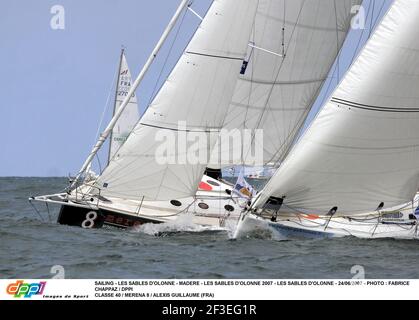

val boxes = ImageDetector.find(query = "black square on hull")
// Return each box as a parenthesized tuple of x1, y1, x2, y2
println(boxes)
(58, 205, 105, 229)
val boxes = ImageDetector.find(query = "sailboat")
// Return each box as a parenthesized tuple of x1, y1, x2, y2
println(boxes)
(31, 46, 245, 229)
(30, 0, 360, 230)
(107, 48, 140, 166)
(236, 0, 419, 240)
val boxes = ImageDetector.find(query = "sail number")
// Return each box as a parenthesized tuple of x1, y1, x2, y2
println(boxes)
(117, 91, 135, 98)
(82, 211, 98, 229)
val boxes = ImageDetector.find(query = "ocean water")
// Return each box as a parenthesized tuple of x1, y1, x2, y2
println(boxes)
(1, 177, 419, 279)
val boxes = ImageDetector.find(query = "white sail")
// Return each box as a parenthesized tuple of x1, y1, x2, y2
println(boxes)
(96, 0, 259, 201)
(109, 50, 139, 163)
(254, 0, 419, 215)
(209, 0, 362, 168)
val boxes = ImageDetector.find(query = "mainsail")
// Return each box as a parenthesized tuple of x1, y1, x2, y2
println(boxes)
(96, 0, 259, 201)
(254, 0, 419, 215)
(108, 50, 139, 164)
(209, 0, 362, 168)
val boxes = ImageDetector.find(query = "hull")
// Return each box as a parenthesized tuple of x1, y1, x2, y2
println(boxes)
(56, 201, 238, 230)
(34, 175, 245, 230)
(241, 213, 419, 240)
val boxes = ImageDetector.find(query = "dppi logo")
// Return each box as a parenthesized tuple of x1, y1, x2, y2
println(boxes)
(6, 280, 46, 298)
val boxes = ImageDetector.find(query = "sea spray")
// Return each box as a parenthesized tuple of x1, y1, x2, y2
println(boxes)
(226, 214, 287, 241)
(131, 213, 224, 236)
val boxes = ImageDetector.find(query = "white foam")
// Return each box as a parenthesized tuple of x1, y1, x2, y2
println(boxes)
(227, 215, 287, 241)
(132, 213, 225, 236)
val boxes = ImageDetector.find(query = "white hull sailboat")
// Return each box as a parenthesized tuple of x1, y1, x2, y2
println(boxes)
(30, 0, 261, 230)
(239, 199, 419, 240)
(32, 173, 243, 229)
(30, 46, 247, 229)
(235, 0, 419, 241)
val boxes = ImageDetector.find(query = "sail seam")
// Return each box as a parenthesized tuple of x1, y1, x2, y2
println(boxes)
(240, 77, 326, 86)
(140, 123, 221, 133)
(185, 51, 244, 60)
(229, 101, 306, 112)
(332, 97, 419, 112)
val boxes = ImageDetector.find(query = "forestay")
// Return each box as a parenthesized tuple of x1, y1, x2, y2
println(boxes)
(97, 0, 259, 201)
(254, 0, 419, 215)
(209, 0, 361, 168)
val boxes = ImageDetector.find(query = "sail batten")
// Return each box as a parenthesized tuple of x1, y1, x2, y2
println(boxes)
(254, 0, 419, 215)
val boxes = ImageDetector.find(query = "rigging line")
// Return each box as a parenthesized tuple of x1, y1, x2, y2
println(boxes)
(157, 15, 223, 194)
(371, 0, 387, 35)
(218, 0, 259, 131)
(95, 153, 103, 175)
(334, 0, 340, 86)
(104, 2, 213, 191)
(247, 44, 284, 58)
(248, 3, 371, 207)
(140, 123, 221, 133)
(268, 0, 374, 165)
(103, 152, 169, 187)
(282, 0, 286, 57)
(189, 163, 202, 195)
(185, 51, 244, 61)
(369, 0, 375, 38)
(154, 142, 190, 200)
(29, 200, 45, 222)
(107, 49, 125, 166)
(241, 0, 259, 135)
(145, 0, 215, 112)
(88, 51, 124, 178)
(93, 58, 120, 149)
(271, 1, 324, 164)
(103, 7, 189, 174)
(85, 56, 120, 177)
(331, 97, 419, 112)
(316, 0, 373, 110)
(187, 6, 203, 21)
(45, 202, 52, 223)
(257, 0, 286, 147)
(146, 8, 188, 109)
(101, 153, 159, 186)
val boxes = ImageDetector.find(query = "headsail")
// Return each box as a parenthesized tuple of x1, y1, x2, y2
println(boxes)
(209, 0, 362, 168)
(254, 0, 419, 215)
(108, 49, 140, 163)
(96, 0, 259, 201)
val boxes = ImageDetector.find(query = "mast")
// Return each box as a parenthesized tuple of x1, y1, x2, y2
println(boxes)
(107, 47, 125, 165)
(72, 0, 190, 187)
